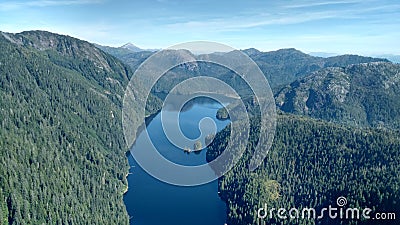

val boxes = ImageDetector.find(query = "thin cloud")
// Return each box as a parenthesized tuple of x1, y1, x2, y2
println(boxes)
(163, 0, 399, 32)
(0, 0, 104, 11)
(284, 0, 363, 9)
(164, 10, 355, 32)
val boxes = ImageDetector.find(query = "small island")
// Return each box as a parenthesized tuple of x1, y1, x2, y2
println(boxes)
(183, 141, 203, 154)
(193, 140, 202, 151)
(184, 147, 192, 153)
(216, 107, 229, 120)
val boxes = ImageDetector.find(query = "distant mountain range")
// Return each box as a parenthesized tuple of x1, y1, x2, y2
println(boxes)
(373, 54, 400, 63)
(308, 52, 339, 57)
(309, 51, 400, 63)
(100, 45, 390, 93)
(241, 48, 389, 90)
(95, 42, 158, 57)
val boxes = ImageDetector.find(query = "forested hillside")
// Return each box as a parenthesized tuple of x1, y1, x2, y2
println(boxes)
(207, 60, 400, 224)
(276, 62, 400, 129)
(0, 31, 160, 224)
(207, 115, 400, 225)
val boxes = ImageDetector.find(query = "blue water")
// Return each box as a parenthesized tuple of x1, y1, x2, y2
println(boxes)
(124, 99, 230, 225)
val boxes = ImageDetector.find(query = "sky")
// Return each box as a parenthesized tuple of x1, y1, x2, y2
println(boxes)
(0, 0, 399, 55)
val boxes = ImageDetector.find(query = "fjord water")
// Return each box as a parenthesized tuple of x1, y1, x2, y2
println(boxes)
(124, 98, 230, 225)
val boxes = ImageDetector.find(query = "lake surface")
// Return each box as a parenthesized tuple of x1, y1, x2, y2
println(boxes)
(124, 98, 230, 225)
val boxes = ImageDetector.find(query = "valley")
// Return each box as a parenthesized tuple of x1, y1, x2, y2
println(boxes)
(1, 30, 399, 225)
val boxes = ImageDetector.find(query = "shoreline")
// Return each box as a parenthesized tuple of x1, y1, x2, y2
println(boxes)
(122, 100, 229, 224)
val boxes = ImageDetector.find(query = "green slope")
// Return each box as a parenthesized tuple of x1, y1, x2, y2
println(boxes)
(0, 30, 158, 224)
(207, 115, 400, 225)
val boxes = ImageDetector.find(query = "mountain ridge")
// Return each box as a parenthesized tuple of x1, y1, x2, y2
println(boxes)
(276, 61, 400, 129)
(0, 30, 141, 224)
(100, 45, 389, 93)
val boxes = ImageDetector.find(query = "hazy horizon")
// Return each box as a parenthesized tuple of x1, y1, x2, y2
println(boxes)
(1, 0, 399, 55)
